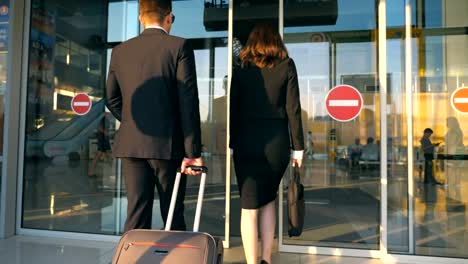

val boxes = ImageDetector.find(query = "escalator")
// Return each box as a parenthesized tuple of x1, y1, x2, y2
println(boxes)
(26, 99, 105, 158)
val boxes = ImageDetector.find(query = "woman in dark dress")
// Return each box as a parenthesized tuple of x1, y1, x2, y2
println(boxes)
(230, 23, 304, 264)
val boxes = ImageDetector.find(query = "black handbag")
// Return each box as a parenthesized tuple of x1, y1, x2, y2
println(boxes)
(287, 167, 305, 237)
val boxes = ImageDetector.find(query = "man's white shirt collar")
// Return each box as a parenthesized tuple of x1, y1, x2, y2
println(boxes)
(145, 25, 167, 34)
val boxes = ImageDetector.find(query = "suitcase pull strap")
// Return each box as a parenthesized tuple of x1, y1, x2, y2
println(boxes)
(165, 166, 208, 232)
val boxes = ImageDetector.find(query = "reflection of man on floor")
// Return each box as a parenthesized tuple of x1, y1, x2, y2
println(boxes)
(212, 76, 228, 156)
(420, 128, 441, 185)
(207, 76, 228, 181)
(88, 116, 112, 177)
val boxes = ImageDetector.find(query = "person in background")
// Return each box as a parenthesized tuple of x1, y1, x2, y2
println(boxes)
(361, 137, 379, 161)
(420, 128, 441, 185)
(360, 137, 379, 170)
(230, 23, 304, 264)
(347, 138, 362, 168)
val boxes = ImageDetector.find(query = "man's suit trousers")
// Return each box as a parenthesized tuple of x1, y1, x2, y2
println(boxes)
(122, 158, 186, 232)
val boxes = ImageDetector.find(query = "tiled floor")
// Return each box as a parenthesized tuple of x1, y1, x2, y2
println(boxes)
(0, 235, 383, 264)
(224, 238, 382, 264)
(0, 236, 115, 264)
(15, 154, 468, 262)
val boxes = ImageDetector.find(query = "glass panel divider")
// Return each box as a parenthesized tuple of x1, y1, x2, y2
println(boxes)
(378, 0, 388, 257)
(224, 0, 234, 249)
(278, 0, 284, 251)
(405, 0, 415, 255)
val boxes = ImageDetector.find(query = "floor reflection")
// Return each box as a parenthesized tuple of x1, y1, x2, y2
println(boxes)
(284, 157, 380, 250)
(413, 161, 468, 257)
(21, 153, 468, 257)
(23, 155, 118, 234)
(22, 154, 230, 236)
(284, 157, 468, 258)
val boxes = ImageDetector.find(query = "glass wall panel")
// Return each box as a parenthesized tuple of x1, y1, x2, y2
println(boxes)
(388, 0, 468, 258)
(385, 36, 412, 253)
(21, 0, 229, 237)
(386, 0, 411, 253)
(22, 0, 125, 234)
(107, 1, 139, 43)
(410, 0, 468, 258)
(282, 0, 381, 250)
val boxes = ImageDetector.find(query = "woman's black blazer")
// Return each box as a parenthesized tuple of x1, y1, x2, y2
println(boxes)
(230, 58, 304, 151)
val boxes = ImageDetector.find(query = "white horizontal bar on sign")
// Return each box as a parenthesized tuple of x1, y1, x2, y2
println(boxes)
(328, 100, 359, 107)
(73, 102, 90, 106)
(454, 98, 468, 103)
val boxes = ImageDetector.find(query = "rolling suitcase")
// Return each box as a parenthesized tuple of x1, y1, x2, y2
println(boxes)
(112, 166, 223, 264)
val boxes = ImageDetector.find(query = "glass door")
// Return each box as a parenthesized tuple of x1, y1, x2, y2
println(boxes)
(171, 0, 229, 238)
(21, 0, 123, 234)
(20, 0, 230, 241)
(387, 0, 468, 260)
(411, 3, 468, 257)
(280, 0, 381, 252)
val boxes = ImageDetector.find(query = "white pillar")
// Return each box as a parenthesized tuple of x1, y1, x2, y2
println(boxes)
(0, 0, 27, 238)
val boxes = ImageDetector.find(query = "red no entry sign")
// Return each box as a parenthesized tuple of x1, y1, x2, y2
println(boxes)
(451, 87, 468, 114)
(71, 93, 92, 115)
(325, 85, 363, 122)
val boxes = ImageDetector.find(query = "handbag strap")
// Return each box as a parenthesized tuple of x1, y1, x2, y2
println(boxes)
(292, 166, 302, 183)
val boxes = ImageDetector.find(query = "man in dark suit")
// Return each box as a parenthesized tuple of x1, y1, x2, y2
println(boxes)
(106, 0, 203, 232)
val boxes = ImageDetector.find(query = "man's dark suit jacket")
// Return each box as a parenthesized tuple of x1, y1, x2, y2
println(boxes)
(106, 28, 202, 160)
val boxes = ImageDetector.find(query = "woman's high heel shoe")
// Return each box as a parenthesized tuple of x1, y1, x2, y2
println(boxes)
(260, 260, 269, 264)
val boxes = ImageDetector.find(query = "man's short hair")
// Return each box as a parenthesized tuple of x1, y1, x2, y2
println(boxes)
(424, 128, 433, 134)
(139, 0, 172, 24)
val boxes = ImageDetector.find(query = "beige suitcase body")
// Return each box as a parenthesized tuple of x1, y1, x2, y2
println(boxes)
(112, 166, 223, 264)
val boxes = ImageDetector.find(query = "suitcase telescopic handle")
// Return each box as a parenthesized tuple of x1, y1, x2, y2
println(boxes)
(184, 166, 208, 173)
(165, 166, 208, 232)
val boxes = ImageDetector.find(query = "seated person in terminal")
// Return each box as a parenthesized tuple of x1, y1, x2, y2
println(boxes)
(348, 138, 362, 167)
(360, 137, 379, 162)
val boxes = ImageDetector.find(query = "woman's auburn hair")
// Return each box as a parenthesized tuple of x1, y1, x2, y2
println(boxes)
(239, 23, 288, 69)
